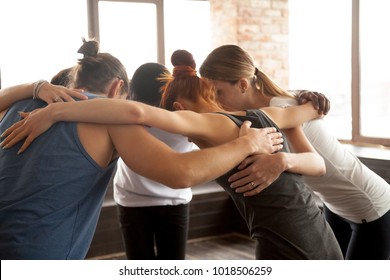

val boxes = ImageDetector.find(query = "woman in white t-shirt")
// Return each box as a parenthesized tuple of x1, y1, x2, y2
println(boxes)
(199, 44, 390, 260)
(114, 63, 193, 260)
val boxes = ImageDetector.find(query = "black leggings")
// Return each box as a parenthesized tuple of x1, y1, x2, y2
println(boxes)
(117, 203, 189, 260)
(323, 205, 390, 260)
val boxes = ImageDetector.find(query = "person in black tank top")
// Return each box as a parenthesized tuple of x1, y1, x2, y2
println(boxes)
(158, 50, 343, 259)
(216, 110, 341, 259)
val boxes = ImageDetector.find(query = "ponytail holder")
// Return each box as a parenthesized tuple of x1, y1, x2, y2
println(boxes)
(254, 67, 259, 76)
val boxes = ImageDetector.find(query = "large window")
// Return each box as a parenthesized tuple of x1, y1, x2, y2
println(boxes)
(289, 0, 389, 146)
(0, 0, 88, 88)
(0, 0, 210, 86)
(359, 0, 390, 140)
(88, 0, 210, 77)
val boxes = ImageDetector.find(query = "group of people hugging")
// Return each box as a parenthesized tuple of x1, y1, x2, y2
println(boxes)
(0, 39, 389, 260)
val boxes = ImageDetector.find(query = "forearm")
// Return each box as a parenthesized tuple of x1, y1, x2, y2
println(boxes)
(158, 135, 260, 188)
(110, 124, 259, 189)
(0, 83, 34, 111)
(50, 98, 145, 124)
(50, 98, 205, 137)
(281, 152, 325, 176)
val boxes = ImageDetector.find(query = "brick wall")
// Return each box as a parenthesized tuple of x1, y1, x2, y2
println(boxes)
(209, 0, 289, 88)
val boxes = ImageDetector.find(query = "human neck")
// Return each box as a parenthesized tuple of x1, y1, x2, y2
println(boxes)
(250, 89, 272, 109)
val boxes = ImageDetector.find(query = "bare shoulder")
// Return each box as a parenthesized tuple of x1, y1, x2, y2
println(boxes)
(77, 123, 116, 167)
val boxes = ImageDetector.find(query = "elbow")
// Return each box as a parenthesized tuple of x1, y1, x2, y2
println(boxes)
(164, 165, 200, 189)
(317, 158, 326, 176)
(126, 101, 146, 124)
(165, 173, 196, 189)
(318, 165, 326, 176)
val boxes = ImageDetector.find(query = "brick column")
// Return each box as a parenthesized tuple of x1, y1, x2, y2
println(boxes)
(209, 0, 289, 88)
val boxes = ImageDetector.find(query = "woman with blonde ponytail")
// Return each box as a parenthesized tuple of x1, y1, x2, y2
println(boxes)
(200, 44, 390, 260)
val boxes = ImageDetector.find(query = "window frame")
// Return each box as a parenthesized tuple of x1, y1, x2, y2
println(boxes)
(87, 0, 165, 63)
(351, 0, 389, 147)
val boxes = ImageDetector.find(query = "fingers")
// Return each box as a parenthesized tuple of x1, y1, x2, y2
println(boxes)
(269, 131, 283, 152)
(39, 83, 87, 104)
(18, 111, 30, 119)
(297, 91, 331, 115)
(68, 89, 88, 101)
(0, 125, 28, 149)
(238, 120, 252, 137)
(321, 97, 331, 115)
(16, 135, 35, 155)
(236, 156, 257, 170)
(263, 126, 277, 134)
(0, 118, 35, 152)
(242, 183, 269, 197)
(272, 143, 283, 153)
(233, 180, 270, 196)
(50, 90, 88, 104)
(1, 120, 24, 139)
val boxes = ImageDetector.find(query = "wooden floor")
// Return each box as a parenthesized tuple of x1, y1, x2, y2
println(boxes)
(90, 233, 255, 260)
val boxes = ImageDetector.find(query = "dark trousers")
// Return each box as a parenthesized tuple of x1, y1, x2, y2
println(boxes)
(117, 203, 189, 260)
(323, 205, 390, 260)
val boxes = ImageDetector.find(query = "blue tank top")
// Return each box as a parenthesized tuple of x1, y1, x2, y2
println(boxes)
(0, 94, 117, 259)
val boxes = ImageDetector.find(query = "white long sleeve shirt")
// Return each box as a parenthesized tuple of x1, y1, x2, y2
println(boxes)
(270, 97, 390, 223)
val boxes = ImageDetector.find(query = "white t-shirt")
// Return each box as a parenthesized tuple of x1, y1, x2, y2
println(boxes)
(113, 127, 193, 207)
(270, 97, 390, 223)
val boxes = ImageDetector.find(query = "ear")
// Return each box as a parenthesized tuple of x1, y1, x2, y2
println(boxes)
(173, 101, 185, 111)
(107, 79, 124, 99)
(238, 78, 248, 94)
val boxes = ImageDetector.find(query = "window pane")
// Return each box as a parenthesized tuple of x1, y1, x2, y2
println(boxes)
(360, 0, 390, 139)
(98, 1, 158, 78)
(0, 0, 87, 88)
(288, 0, 351, 140)
(164, 0, 211, 70)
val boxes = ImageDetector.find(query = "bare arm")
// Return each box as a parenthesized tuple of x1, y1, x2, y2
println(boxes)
(261, 102, 323, 129)
(262, 103, 325, 175)
(1, 98, 283, 155)
(279, 126, 325, 175)
(0, 81, 86, 112)
(228, 104, 325, 196)
(293, 89, 331, 115)
(108, 121, 282, 188)
(229, 129, 325, 197)
(0, 83, 34, 111)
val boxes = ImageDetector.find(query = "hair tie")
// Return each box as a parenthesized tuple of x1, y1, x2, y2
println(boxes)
(172, 65, 197, 78)
(254, 67, 259, 76)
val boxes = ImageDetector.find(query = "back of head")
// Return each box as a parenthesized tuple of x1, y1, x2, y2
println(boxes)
(51, 67, 73, 87)
(200, 44, 291, 98)
(68, 38, 130, 96)
(129, 63, 169, 107)
(161, 49, 217, 111)
(199, 44, 254, 82)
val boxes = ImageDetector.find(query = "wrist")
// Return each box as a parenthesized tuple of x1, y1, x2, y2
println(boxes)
(47, 103, 60, 123)
(242, 134, 259, 155)
(277, 152, 290, 171)
(32, 80, 48, 99)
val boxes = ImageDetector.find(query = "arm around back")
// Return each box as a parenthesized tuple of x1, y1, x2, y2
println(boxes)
(107, 122, 281, 188)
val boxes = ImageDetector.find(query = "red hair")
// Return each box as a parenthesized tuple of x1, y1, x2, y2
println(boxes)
(160, 50, 218, 111)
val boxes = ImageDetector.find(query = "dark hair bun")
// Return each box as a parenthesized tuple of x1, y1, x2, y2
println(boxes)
(78, 37, 100, 58)
(171, 50, 196, 69)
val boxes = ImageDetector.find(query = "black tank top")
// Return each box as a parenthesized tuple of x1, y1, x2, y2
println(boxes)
(214, 109, 342, 259)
